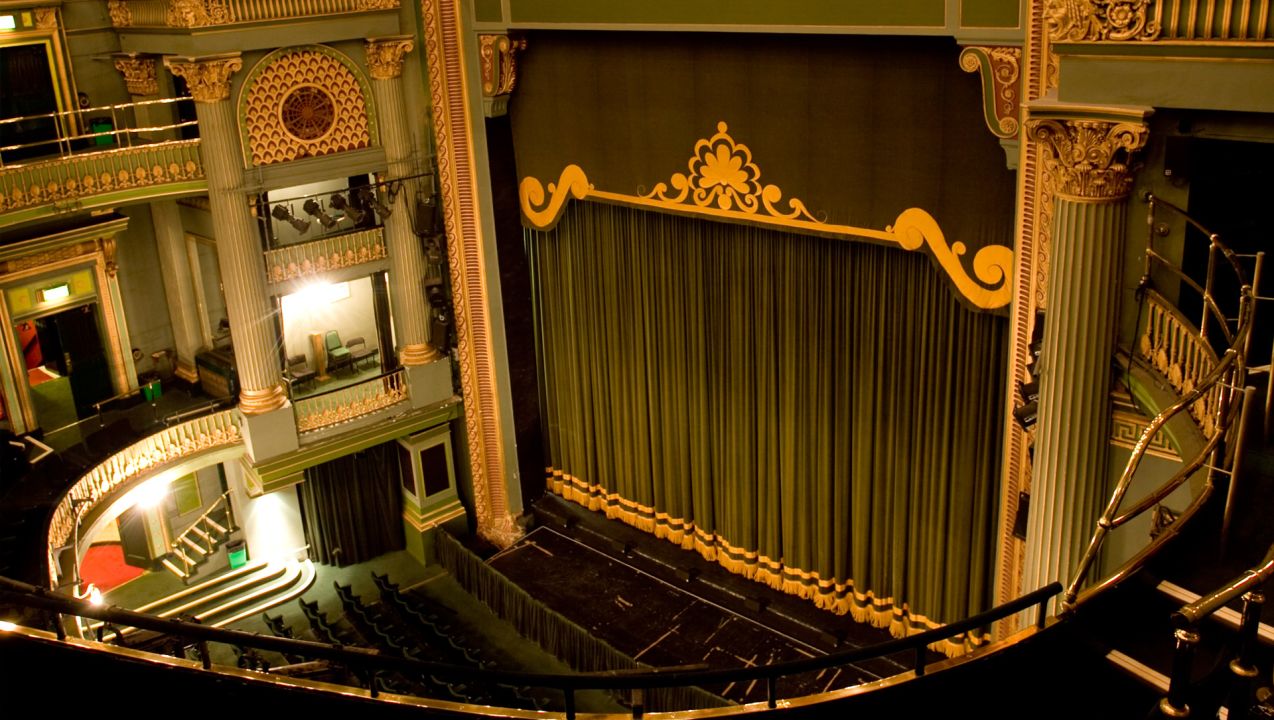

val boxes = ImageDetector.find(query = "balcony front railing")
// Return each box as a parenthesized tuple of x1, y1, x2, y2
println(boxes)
(0, 97, 198, 169)
(46, 410, 241, 582)
(293, 368, 408, 433)
(1053, 0, 1273, 41)
(107, 0, 399, 28)
(1138, 289, 1225, 438)
(1159, 0, 1274, 40)
(264, 227, 387, 284)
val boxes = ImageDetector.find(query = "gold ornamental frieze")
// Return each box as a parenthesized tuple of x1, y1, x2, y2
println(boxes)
(293, 370, 408, 432)
(520, 122, 1014, 310)
(264, 228, 387, 283)
(239, 46, 376, 167)
(105, 0, 400, 28)
(1110, 410, 1181, 460)
(1045, 0, 1160, 41)
(1027, 118, 1148, 200)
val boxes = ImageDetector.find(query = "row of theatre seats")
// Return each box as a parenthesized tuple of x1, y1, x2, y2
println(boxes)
(264, 572, 550, 710)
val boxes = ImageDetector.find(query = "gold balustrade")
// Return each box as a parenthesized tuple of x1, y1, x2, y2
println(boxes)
(46, 411, 241, 567)
(107, 0, 399, 28)
(264, 227, 387, 284)
(1160, 0, 1273, 40)
(1138, 289, 1224, 438)
(293, 369, 408, 433)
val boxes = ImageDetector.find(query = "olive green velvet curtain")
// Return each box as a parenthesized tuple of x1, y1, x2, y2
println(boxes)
(528, 201, 1006, 654)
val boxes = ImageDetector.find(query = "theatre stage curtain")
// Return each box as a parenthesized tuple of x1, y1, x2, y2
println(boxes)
(529, 202, 1006, 654)
(298, 442, 405, 567)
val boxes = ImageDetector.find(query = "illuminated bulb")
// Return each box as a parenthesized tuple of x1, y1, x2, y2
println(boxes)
(87, 585, 104, 606)
(136, 480, 169, 509)
(0, 620, 16, 632)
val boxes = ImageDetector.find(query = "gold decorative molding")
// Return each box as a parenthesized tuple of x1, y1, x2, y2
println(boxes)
(959, 46, 1022, 139)
(33, 6, 58, 28)
(477, 34, 526, 97)
(238, 384, 287, 415)
(1026, 118, 1148, 200)
(167, 0, 230, 27)
(1111, 410, 1181, 460)
(166, 55, 243, 103)
(294, 371, 408, 432)
(240, 46, 374, 167)
(113, 56, 159, 97)
(399, 343, 442, 366)
(424, 0, 521, 549)
(365, 37, 414, 80)
(265, 228, 387, 283)
(1138, 291, 1222, 438)
(1045, 0, 1160, 42)
(520, 122, 1014, 310)
(107, 0, 133, 26)
(0, 241, 98, 276)
(355, 0, 399, 8)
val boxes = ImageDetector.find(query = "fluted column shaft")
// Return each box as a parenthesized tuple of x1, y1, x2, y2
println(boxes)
(151, 200, 202, 382)
(169, 56, 286, 414)
(1021, 116, 1149, 598)
(366, 37, 439, 367)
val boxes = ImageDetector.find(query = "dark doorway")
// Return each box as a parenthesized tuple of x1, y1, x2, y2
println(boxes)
(28, 303, 114, 424)
(0, 43, 60, 163)
(117, 506, 154, 570)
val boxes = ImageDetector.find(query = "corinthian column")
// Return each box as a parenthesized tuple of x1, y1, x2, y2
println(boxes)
(1021, 113, 1149, 603)
(167, 55, 298, 460)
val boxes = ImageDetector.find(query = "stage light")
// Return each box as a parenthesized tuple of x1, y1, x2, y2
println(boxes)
(270, 204, 311, 234)
(329, 193, 365, 224)
(303, 198, 338, 229)
(359, 187, 393, 219)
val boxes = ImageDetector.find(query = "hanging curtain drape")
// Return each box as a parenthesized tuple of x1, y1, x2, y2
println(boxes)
(529, 201, 1006, 655)
(298, 442, 405, 566)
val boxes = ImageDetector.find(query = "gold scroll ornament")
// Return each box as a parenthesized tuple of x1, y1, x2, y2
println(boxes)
(519, 122, 1013, 310)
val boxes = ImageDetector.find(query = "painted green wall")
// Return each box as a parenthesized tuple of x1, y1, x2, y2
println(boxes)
(509, 0, 946, 28)
(960, 0, 1019, 27)
(474, 0, 503, 23)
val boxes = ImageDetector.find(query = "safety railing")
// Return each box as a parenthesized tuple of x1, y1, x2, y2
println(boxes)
(1160, 542, 1274, 717)
(0, 573, 1061, 717)
(293, 368, 408, 433)
(1062, 193, 1260, 610)
(45, 410, 242, 580)
(166, 491, 235, 578)
(106, 0, 399, 28)
(0, 96, 198, 169)
(264, 227, 387, 284)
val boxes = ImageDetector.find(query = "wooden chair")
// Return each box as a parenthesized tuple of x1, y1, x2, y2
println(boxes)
(285, 354, 316, 390)
(324, 331, 353, 374)
(345, 336, 378, 371)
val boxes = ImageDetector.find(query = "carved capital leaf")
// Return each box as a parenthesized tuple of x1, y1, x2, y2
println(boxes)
(113, 56, 159, 97)
(1028, 118, 1148, 200)
(365, 37, 415, 80)
(107, 0, 133, 26)
(478, 33, 527, 97)
(167, 56, 243, 103)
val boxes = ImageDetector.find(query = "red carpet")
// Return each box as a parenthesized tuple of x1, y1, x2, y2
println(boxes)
(27, 366, 57, 387)
(80, 542, 144, 592)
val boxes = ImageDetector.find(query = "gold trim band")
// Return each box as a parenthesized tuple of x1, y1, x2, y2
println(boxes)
(238, 383, 288, 414)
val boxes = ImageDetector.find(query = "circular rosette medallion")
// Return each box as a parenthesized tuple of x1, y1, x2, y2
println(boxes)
(280, 85, 337, 142)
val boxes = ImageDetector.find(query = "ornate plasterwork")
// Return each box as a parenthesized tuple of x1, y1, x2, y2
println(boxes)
(1110, 410, 1181, 460)
(167, 56, 243, 103)
(423, 0, 521, 549)
(521, 122, 1015, 310)
(107, 0, 133, 26)
(265, 229, 387, 283)
(240, 46, 374, 167)
(959, 46, 1022, 139)
(1045, 0, 1160, 41)
(0, 241, 97, 276)
(365, 37, 414, 80)
(1027, 118, 1148, 200)
(167, 0, 230, 27)
(478, 34, 526, 97)
(113, 56, 159, 97)
(294, 373, 408, 432)
(33, 7, 58, 28)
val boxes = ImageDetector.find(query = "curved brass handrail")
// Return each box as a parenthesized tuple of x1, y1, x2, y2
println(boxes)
(1062, 193, 1256, 611)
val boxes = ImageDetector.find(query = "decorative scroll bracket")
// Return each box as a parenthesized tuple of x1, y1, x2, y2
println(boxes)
(478, 34, 526, 118)
(519, 122, 1014, 310)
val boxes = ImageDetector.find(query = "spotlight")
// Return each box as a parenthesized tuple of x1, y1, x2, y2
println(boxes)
(329, 193, 365, 224)
(270, 204, 311, 234)
(303, 198, 338, 229)
(359, 187, 393, 219)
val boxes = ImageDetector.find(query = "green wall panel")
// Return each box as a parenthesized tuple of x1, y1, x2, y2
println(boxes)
(509, 0, 945, 28)
(960, 0, 1019, 27)
(474, 0, 503, 23)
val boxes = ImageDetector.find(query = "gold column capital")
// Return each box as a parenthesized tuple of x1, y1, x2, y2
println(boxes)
(1027, 117, 1148, 200)
(165, 55, 242, 103)
(113, 55, 159, 97)
(365, 37, 415, 80)
(478, 33, 526, 97)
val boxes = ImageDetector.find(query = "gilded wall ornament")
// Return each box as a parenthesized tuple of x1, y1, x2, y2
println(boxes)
(240, 47, 374, 167)
(958, 46, 1022, 139)
(166, 0, 230, 27)
(521, 122, 1015, 310)
(167, 56, 243, 103)
(107, 0, 133, 26)
(354, 0, 400, 8)
(1045, 0, 1159, 41)
(33, 7, 58, 28)
(113, 56, 159, 97)
(478, 34, 526, 97)
(1027, 118, 1148, 200)
(365, 37, 414, 80)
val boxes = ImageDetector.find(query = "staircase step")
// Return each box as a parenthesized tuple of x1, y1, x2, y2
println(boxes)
(171, 548, 196, 567)
(190, 526, 214, 543)
(180, 536, 207, 555)
(1105, 650, 1171, 692)
(203, 517, 228, 535)
(161, 558, 190, 579)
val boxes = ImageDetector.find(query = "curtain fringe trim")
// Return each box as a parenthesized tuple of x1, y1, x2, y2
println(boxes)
(547, 469, 989, 658)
